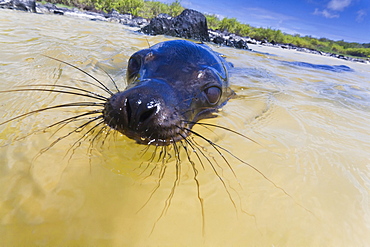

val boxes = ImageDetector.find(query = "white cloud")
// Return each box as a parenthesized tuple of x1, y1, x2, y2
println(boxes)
(356, 9, 367, 23)
(327, 0, 352, 11)
(313, 0, 352, 19)
(313, 8, 340, 18)
(243, 7, 296, 22)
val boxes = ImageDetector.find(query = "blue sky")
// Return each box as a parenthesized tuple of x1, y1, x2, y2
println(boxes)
(160, 0, 369, 43)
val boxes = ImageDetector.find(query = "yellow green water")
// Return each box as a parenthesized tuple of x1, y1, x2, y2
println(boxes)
(1, 9, 370, 246)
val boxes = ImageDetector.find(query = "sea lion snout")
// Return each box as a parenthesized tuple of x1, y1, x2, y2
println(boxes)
(103, 79, 186, 145)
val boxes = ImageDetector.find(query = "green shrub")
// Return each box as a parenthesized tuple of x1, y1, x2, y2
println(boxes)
(167, 0, 184, 17)
(138, 0, 184, 18)
(93, 0, 144, 15)
(205, 14, 221, 30)
(346, 48, 370, 58)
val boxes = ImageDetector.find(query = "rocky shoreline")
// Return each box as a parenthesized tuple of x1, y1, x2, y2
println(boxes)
(1, 0, 368, 64)
(208, 30, 369, 64)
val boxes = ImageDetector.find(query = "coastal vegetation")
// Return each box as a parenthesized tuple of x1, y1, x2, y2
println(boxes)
(38, 0, 370, 58)
(206, 14, 370, 58)
(41, 0, 184, 18)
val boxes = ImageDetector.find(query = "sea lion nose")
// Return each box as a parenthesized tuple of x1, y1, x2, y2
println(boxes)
(103, 79, 180, 143)
(125, 96, 159, 128)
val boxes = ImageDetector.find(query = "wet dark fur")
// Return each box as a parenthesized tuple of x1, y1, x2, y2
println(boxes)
(0, 40, 313, 233)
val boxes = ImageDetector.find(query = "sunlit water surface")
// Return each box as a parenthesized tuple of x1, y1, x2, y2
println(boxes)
(1, 9, 370, 246)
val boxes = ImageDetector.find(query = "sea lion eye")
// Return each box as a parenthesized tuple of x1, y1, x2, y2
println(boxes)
(204, 86, 221, 105)
(128, 56, 141, 72)
(127, 56, 141, 82)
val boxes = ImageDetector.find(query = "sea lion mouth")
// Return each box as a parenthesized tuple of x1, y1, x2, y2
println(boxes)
(128, 122, 191, 146)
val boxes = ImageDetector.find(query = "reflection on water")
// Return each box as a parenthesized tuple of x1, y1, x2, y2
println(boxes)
(285, 61, 354, 72)
(1, 9, 370, 246)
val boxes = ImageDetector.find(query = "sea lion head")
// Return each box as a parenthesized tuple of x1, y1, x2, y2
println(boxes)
(103, 40, 234, 146)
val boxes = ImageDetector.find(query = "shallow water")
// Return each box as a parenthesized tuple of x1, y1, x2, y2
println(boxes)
(1, 9, 370, 246)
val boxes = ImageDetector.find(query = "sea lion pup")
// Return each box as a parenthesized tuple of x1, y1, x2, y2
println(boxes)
(0, 40, 310, 223)
(103, 40, 235, 146)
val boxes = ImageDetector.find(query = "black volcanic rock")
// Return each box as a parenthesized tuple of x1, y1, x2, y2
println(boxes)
(142, 9, 210, 42)
(0, 0, 36, 12)
(233, 39, 248, 49)
(208, 30, 250, 50)
(142, 15, 173, 35)
(212, 36, 225, 45)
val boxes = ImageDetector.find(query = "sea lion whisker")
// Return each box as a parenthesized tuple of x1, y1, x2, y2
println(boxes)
(176, 127, 205, 170)
(187, 134, 250, 218)
(145, 37, 152, 48)
(166, 146, 173, 161)
(132, 160, 146, 173)
(183, 126, 239, 181)
(51, 113, 105, 137)
(147, 145, 159, 164)
(142, 154, 160, 178)
(133, 145, 158, 174)
(178, 138, 205, 235)
(0, 102, 104, 127)
(151, 140, 182, 234)
(73, 79, 114, 96)
(161, 145, 169, 163)
(140, 143, 152, 157)
(183, 120, 260, 145)
(64, 121, 104, 162)
(137, 157, 168, 215)
(192, 129, 280, 189)
(183, 130, 256, 218)
(176, 126, 237, 210)
(0, 88, 107, 102)
(157, 145, 165, 163)
(42, 111, 102, 139)
(43, 55, 114, 96)
(100, 124, 113, 147)
(65, 118, 105, 161)
(33, 116, 103, 160)
(187, 138, 207, 170)
(88, 124, 109, 151)
(133, 159, 150, 174)
(94, 63, 121, 93)
(186, 120, 221, 139)
(137, 146, 160, 178)
(74, 122, 108, 171)
(187, 130, 235, 185)
(0, 110, 102, 148)
(140, 137, 168, 178)
(179, 139, 193, 159)
(87, 124, 108, 173)
(19, 84, 109, 100)
(185, 125, 315, 215)
(48, 110, 103, 136)
(172, 140, 182, 186)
